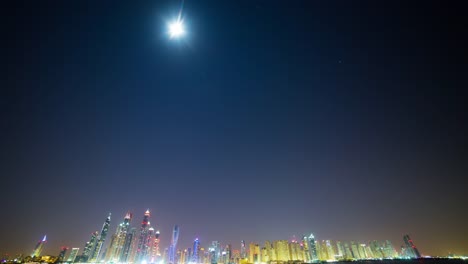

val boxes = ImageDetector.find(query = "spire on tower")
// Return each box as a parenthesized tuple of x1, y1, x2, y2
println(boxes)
(125, 212, 132, 219)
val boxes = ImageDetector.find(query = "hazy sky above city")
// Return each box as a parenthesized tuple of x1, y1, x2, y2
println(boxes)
(2, 0, 467, 257)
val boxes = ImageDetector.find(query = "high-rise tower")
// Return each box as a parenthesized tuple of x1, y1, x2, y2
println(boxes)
(150, 230, 161, 263)
(67, 248, 80, 262)
(169, 225, 179, 264)
(145, 227, 155, 263)
(191, 238, 200, 263)
(31, 235, 47, 257)
(135, 210, 151, 263)
(90, 213, 111, 262)
(403, 235, 421, 258)
(83, 232, 99, 261)
(58, 247, 68, 261)
(107, 212, 132, 262)
(122, 227, 137, 263)
(240, 241, 246, 259)
(306, 234, 318, 262)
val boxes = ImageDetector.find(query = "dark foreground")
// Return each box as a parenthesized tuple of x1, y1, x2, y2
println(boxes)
(332, 259, 467, 264)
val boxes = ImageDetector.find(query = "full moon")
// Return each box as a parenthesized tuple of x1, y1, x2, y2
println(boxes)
(168, 20, 185, 39)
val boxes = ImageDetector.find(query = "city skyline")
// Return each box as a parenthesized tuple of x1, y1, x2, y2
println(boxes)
(11, 233, 431, 264)
(0, 209, 450, 258)
(13, 216, 425, 263)
(2, 0, 467, 260)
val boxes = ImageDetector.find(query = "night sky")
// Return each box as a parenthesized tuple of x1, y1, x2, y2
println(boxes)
(1, 0, 468, 257)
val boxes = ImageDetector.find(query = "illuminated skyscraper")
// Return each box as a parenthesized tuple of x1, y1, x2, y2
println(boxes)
(191, 238, 200, 263)
(306, 234, 318, 262)
(318, 241, 328, 261)
(209, 247, 216, 264)
(382, 240, 397, 258)
(349, 241, 359, 259)
(180, 249, 187, 264)
(336, 241, 344, 260)
(224, 244, 232, 264)
(240, 241, 246, 259)
(358, 244, 366, 259)
(254, 244, 260, 263)
(369, 241, 382, 259)
(343, 243, 352, 260)
(288, 241, 298, 261)
(248, 243, 258, 263)
(325, 240, 335, 261)
(31, 235, 47, 257)
(260, 247, 269, 263)
(90, 213, 111, 262)
(210, 241, 220, 263)
(122, 227, 137, 262)
(169, 225, 179, 264)
(58, 247, 68, 261)
(264, 241, 273, 262)
(403, 235, 421, 258)
(301, 236, 310, 262)
(135, 210, 151, 263)
(145, 227, 155, 263)
(83, 232, 98, 261)
(186, 248, 192, 264)
(211, 241, 222, 263)
(364, 244, 373, 259)
(273, 240, 289, 261)
(150, 230, 161, 263)
(67, 248, 80, 262)
(106, 234, 118, 261)
(107, 212, 132, 262)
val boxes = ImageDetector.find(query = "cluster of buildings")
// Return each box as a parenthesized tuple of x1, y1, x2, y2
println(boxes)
(8, 210, 425, 264)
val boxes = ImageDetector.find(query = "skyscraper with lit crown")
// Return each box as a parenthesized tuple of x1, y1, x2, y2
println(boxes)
(58, 247, 68, 261)
(89, 213, 111, 262)
(31, 235, 47, 257)
(403, 235, 421, 258)
(135, 210, 151, 263)
(83, 232, 98, 261)
(150, 230, 161, 263)
(191, 238, 200, 263)
(67, 248, 80, 262)
(240, 241, 246, 259)
(305, 234, 318, 262)
(122, 227, 137, 262)
(107, 212, 133, 262)
(169, 225, 179, 264)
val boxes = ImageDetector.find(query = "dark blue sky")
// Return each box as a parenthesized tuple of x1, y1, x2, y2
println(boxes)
(1, 0, 467, 257)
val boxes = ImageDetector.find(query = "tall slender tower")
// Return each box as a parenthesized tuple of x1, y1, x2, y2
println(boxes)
(224, 244, 232, 264)
(83, 232, 99, 261)
(58, 247, 68, 261)
(240, 241, 246, 259)
(403, 235, 421, 258)
(191, 238, 200, 263)
(151, 230, 161, 263)
(150, 230, 161, 263)
(135, 210, 151, 263)
(169, 225, 179, 264)
(307, 234, 318, 262)
(122, 227, 137, 263)
(90, 213, 111, 262)
(145, 227, 155, 263)
(31, 235, 47, 257)
(67, 248, 80, 262)
(107, 212, 132, 262)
